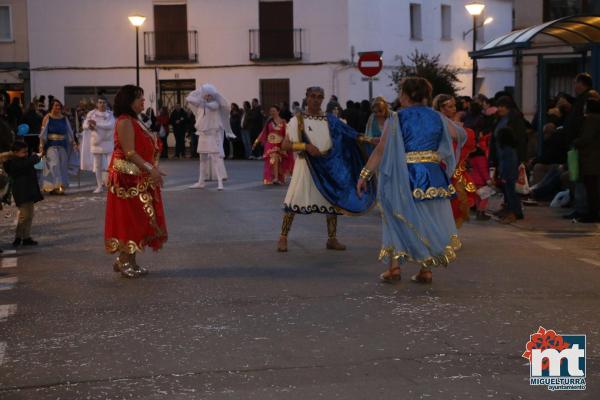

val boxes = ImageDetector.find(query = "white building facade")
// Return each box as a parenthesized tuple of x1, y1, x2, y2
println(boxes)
(26, 0, 514, 110)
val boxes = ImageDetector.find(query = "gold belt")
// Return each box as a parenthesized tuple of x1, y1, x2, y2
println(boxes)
(47, 133, 65, 141)
(267, 133, 283, 144)
(112, 159, 142, 176)
(406, 151, 440, 164)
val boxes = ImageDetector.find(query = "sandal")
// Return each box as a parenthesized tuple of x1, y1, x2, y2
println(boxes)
(277, 236, 288, 252)
(410, 269, 432, 284)
(379, 266, 401, 283)
(113, 258, 139, 278)
(133, 263, 149, 276)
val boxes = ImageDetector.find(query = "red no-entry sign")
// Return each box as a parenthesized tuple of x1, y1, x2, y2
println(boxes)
(358, 52, 383, 77)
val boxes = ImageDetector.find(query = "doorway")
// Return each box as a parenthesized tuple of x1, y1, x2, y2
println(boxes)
(260, 79, 290, 110)
(159, 79, 196, 110)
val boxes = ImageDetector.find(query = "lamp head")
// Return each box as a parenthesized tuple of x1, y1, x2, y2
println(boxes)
(465, 2, 485, 16)
(484, 16, 493, 25)
(128, 15, 146, 27)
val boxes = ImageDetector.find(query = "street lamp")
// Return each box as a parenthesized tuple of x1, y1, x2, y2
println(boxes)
(464, 2, 485, 97)
(128, 15, 146, 87)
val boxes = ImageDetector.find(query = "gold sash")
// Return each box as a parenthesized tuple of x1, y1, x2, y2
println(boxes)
(405, 151, 440, 164)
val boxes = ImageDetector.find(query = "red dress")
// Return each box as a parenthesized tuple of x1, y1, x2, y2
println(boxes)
(451, 127, 477, 228)
(104, 115, 168, 254)
(257, 120, 294, 184)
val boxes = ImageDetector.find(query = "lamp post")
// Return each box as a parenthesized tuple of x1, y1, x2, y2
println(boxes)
(465, 2, 485, 97)
(128, 15, 146, 87)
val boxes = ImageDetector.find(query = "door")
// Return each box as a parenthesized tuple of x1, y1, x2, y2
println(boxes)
(260, 79, 290, 110)
(154, 4, 188, 61)
(259, 1, 293, 59)
(159, 80, 196, 110)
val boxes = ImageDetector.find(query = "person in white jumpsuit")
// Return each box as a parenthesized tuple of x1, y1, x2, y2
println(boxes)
(186, 84, 235, 190)
(80, 98, 115, 193)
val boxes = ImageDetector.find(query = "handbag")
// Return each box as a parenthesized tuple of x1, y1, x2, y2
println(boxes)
(567, 148, 579, 182)
(34, 156, 45, 170)
(515, 163, 530, 195)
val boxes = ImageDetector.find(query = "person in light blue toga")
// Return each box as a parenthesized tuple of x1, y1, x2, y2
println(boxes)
(39, 100, 76, 194)
(357, 77, 462, 284)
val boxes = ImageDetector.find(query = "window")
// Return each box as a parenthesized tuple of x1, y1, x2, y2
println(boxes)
(410, 3, 422, 40)
(153, 4, 189, 61)
(0, 5, 13, 42)
(441, 5, 451, 40)
(543, 0, 582, 21)
(260, 79, 290, 109)
(259, 1, 294, 59)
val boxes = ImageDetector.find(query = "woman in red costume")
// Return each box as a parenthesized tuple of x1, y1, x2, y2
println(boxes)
(105, 85, 168, 278)
(433, 95, 476, 228)
(253, 105, 294, 185)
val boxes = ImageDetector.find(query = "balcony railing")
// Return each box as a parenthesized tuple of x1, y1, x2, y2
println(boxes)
(249, 28, 302, 61)
(144, 30, 198, 64)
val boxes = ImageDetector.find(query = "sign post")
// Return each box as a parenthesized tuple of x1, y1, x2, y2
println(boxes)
(357, 51, 383, 101)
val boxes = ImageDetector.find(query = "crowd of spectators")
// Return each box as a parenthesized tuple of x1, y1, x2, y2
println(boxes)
(1, 72, 598, 225)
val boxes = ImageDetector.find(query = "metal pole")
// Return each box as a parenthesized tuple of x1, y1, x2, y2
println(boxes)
(368, 78, 373, 102)
(135, 26, 140, 87)
(472, 16, 477, 97)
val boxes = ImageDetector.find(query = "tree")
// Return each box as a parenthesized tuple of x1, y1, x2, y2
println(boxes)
(389, 50, 462, 97)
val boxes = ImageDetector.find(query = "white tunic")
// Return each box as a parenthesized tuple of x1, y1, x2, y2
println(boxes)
(80, 109, 115, 172)
(194, 101, 225, 155)
(284, 114, 337, 214)
(84, 110, 115, 154)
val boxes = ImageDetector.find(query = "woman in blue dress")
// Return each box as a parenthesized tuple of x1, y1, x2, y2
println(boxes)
(357, 77, 462, 284)
(39, 100, 76, 194)
(360, 96, 394, 157)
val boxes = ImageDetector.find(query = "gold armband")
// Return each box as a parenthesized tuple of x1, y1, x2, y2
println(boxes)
(125, 150, 137, 160)
(292, 142, 307, 152)
(359, 167, 373, 180)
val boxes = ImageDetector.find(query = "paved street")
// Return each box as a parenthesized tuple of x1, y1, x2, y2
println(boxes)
(0, 159, 598, 399)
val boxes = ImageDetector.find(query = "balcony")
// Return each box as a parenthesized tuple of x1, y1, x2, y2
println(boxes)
(249, 28, 302, 61)
(144, 30, 198, 64)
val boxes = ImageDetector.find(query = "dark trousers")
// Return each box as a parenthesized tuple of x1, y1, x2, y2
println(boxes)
(583, 175, 600, 219)
(160, 136, 169, 158)
(190, 133, 199, 158)
(16, 202, 34, 239)
(531, 165, 562, 201)
(174, 130, 186, 157)
(503, 178, 523, 218)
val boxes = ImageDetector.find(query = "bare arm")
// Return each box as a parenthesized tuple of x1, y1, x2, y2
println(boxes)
(281, 136, 292, 151)
(356, 128, 389, 196)
(117, 118, 165, 187)
(38, 115, 49, 155)
(281, 131, 321, 157)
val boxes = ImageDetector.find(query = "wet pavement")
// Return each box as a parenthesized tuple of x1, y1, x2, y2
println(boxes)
(0, 160, 598, 399)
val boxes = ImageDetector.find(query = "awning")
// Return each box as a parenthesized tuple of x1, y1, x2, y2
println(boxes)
(470, 15, 600, 59)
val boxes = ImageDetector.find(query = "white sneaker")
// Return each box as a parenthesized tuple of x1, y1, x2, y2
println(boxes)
(217, 185, 224, 191)
(92, 186, 103, 194)
(189, 181, 205, 189)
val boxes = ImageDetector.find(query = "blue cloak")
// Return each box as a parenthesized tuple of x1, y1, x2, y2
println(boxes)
(302, 114, 376, 215)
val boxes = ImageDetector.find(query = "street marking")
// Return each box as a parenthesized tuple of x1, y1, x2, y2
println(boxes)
(163, 182, 198, 192)
(65, 185, 97, 194)
(0, 304, 17, 322)
(164, 180, 265, 192)
(1, 258, 17, 268)
(0, 342, 5, 366)
(0, 277, 17, 291)
(531, 241, 562, 251)
(577, 258, 600, 267)
(1, 250, 16, 256)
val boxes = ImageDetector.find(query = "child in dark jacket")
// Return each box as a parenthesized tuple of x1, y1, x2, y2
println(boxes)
(497, 127, 523, 223)
(4, 141, 44, 246)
